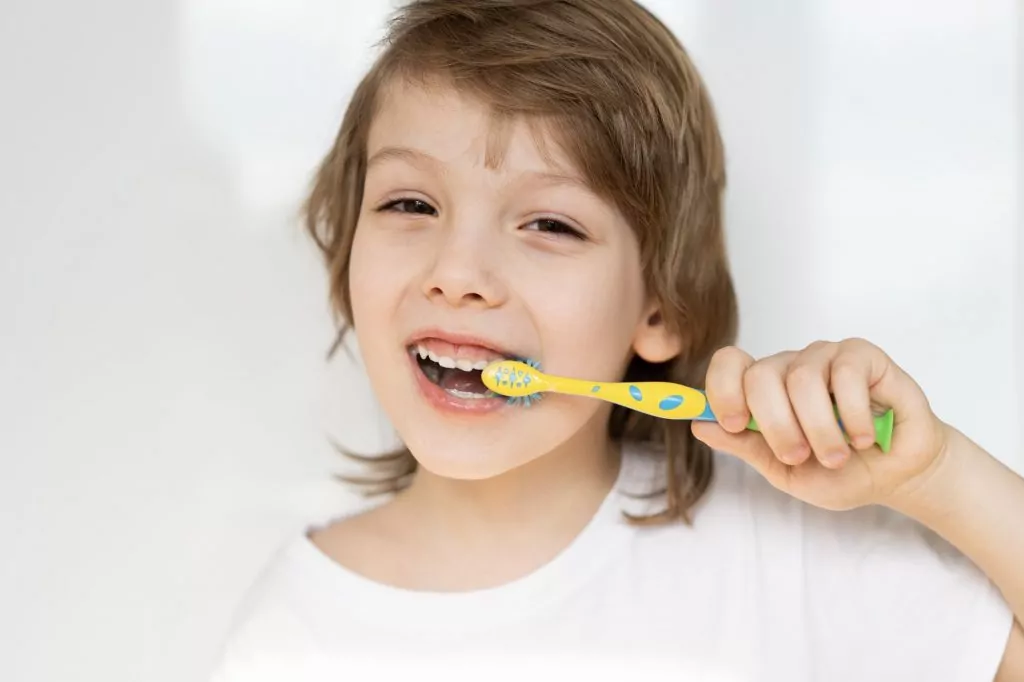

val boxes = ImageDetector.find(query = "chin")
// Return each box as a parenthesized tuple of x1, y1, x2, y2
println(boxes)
(394, 405, 601, 482)
(416, 460, 516, 481)
(403, 435, 532, 480)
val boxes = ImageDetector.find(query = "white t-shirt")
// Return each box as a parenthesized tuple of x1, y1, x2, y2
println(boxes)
(209, 444, 1012, 682)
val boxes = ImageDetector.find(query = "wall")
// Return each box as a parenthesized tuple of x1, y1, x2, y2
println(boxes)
(0, 1, 1017, 680)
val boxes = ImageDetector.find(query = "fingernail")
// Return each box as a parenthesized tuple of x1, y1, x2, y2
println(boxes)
(824, 449, 849, 467)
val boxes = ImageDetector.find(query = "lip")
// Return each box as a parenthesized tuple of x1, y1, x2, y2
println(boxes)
(405, 328, 522, 359)
(408, 352, 509, 415)
(405, 327, 527, 416)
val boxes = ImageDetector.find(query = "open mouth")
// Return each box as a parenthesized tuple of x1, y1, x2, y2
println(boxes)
(409, 343, 502, 400)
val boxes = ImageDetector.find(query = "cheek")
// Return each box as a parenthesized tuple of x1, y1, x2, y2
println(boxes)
(347, 225, 413, 401)
(348, 222, 414, 332)
(522, 251, 645, 380)
(348, 226, 379, 329)
(348, 225, 415, 417)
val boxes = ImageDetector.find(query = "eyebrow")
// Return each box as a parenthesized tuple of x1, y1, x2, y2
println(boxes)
(366, 146, 436, 172)
(365, 145, 590, 190)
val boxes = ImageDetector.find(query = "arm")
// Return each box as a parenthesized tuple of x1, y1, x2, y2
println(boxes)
(693, 339, 1023, 677)
(890, 426, 1024, 679)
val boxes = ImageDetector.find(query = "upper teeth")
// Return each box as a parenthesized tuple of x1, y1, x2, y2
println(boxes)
(416, 344, 493, 371)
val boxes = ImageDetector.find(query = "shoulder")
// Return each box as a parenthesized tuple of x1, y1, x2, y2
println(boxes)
(213, 500, 399, 627)
(307, 502, 403, 582)
(209, 534, 327, 675)
(210, 509, 401, 677)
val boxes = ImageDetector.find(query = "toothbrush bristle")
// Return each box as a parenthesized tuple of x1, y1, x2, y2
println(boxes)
(493, 358, 544, 407)
(507, 392, 543, 407)
(513, 357, 541, 370)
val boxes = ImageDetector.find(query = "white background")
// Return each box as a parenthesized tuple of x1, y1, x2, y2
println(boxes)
(1, 1, 1019, 680)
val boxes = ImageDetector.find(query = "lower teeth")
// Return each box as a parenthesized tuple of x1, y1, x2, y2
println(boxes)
(413, 351, 497, 399)
(444, 388, 498, 400)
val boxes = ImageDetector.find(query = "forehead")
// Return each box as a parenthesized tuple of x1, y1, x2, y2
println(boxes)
(368, 77, 579, 177)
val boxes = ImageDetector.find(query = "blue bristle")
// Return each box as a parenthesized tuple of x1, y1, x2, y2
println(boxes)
(507, 392, 543, 407)
(502, 358, 543, 407)
(510, 356, 542, 370)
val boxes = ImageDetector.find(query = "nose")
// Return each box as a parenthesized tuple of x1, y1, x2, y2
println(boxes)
(421, 221, 507, 309)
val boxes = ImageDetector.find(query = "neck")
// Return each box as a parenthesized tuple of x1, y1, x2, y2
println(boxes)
(391, 415, 621, 589)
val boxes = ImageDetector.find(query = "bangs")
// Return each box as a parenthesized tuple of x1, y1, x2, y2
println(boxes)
(380, 58, 654, 252)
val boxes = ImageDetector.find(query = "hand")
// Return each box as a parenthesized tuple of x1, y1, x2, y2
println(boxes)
(691, 338, 951, 511)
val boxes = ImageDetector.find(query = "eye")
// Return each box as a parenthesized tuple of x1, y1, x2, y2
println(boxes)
(378, 198, 438, 216)
(523, 218, 586, 241)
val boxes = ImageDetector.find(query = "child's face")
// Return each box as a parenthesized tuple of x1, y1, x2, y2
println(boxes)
(349, 79, 667, 479)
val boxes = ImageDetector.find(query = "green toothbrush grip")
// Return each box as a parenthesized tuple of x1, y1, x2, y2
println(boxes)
(746, 407, 894, 453)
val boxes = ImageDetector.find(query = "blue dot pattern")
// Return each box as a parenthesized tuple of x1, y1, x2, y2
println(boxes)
(500, 361, 544, 407)
(629, 385, 643, 401)
(658, 395, 684, 411)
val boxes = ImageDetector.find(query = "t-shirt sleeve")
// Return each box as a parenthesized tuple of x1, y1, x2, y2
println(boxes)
(795, 499, 1013, 681)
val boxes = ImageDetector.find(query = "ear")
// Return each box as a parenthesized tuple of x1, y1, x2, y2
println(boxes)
(632, 300, 684, 364)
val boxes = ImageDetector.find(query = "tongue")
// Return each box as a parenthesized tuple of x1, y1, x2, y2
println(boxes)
(437, 368, 488, 394)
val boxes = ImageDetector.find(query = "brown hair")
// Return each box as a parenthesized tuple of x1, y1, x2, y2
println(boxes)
(304, 0, 738, 524)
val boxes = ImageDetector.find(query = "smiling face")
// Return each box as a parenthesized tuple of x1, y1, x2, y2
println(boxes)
(348, 78, 679, 479)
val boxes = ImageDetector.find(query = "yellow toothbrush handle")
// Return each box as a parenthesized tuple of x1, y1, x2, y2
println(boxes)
(548, 376, 710, 420)
(555, 377, 894, 453)
(481, 361, 894, 454)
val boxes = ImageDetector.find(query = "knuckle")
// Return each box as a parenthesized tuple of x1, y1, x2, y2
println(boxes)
(712, 345, 747, 367)
(830, 360, 861, 382)
(840, 336, 871, 350)
(804, 339, 833, 353)
(839, 336, 882, 358)
(783, 363, 818, 392)
(742, 362, 773, 391)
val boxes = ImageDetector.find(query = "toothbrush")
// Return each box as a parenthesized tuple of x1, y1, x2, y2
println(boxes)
(481, 359, 894, 453)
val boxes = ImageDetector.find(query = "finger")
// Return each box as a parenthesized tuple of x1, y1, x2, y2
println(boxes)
(705, 346, 755, 433)
(837, 337, 936, 456)
(691, 421, 790, 488)
(743, 352, 811, 466)
(786, 342, 851, 469)
(829, 344, 877, 451)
